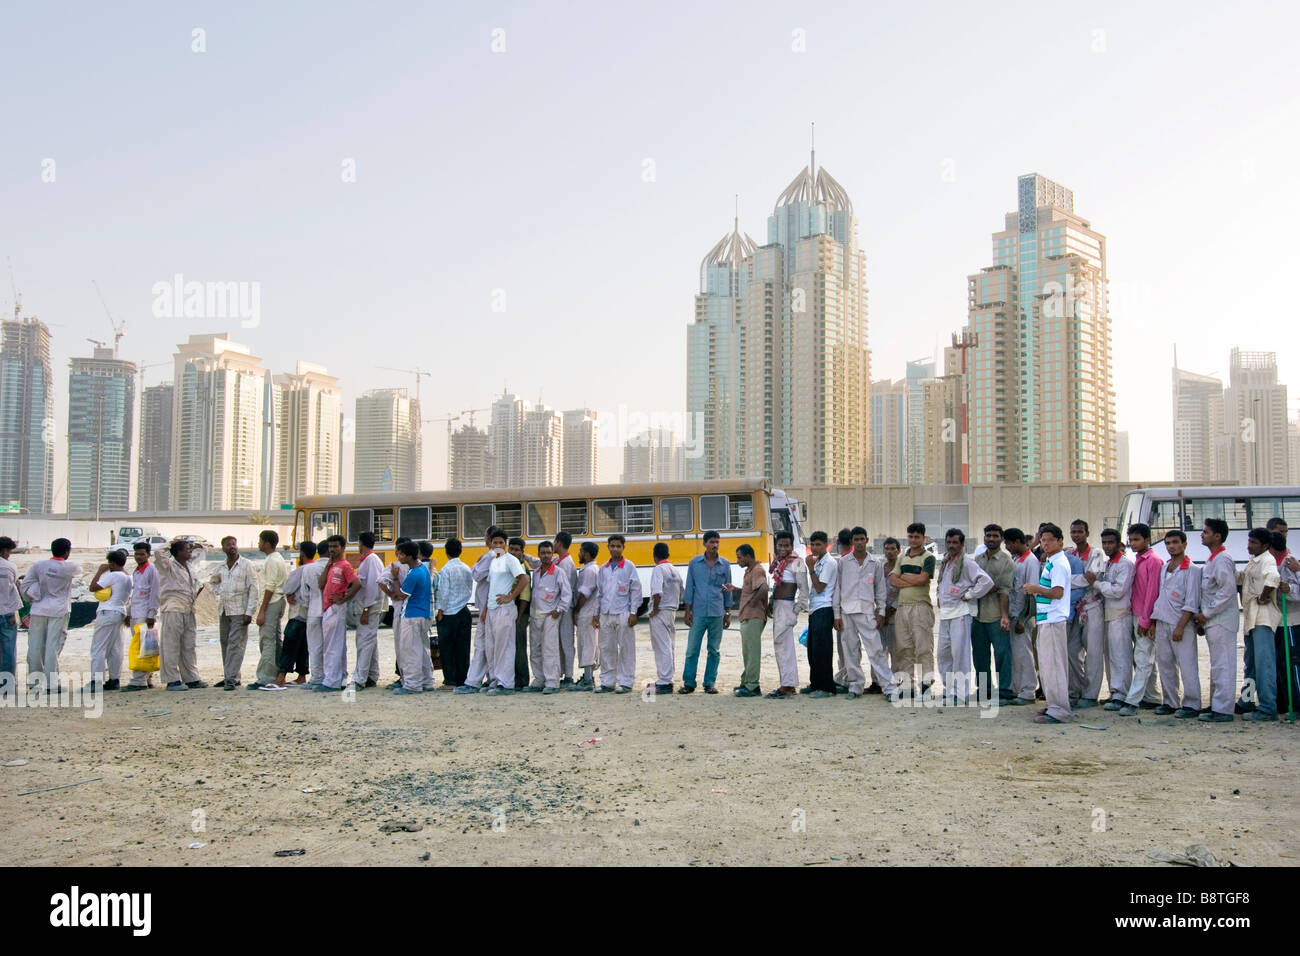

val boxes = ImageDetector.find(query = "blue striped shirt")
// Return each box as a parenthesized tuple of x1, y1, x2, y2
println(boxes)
(434, 557, 473, 615)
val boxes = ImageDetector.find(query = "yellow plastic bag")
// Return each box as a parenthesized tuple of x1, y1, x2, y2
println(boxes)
(128, 623, 160, 673)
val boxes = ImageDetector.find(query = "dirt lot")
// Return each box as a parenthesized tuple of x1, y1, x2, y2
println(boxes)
(3, 611, 1297, 868)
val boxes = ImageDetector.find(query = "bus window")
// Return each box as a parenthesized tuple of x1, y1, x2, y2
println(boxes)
(700, 494, 726, 531)
(346, 509, 372, 542)
(728, 494, 755, 530)
(1185, 497, 1249, 532)
(527, 501, 559, 538)
(495, 503, 522, 537)
(593, 499, 623, 534)
(399, 506, 430, 541)
(1248, 496, 1300, 527)
(310, 510, 340, 541)
(292, 510, 305, 548)
(626, 498, 653, 534)
(1147, 499, 1182, 538)
(770, 509, 792, 536)
(560, 500, 588, 535)
(463, 504, 491, 540)
(660, 496, 693, 533)
(373, 508, 396, 543)
(1118, 492, 1143, 535)
(430, 506, 456, 540)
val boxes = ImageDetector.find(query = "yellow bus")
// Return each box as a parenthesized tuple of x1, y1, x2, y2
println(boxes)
(292, 479, 807, 611)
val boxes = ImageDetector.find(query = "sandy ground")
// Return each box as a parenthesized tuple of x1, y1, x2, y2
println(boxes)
(2, 609, 1297, 867)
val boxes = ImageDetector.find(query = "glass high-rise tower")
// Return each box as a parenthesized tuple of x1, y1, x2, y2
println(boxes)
(964, 174, 1115, 482)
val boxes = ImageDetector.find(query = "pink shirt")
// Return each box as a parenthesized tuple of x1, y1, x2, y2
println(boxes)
(1130, 548, 1162, 629)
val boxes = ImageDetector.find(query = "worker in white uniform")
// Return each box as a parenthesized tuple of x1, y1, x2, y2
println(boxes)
(934, 528, 995, 705)
(766, 530, 808, 698)
(1091, 528, 1135, 708)
(525, 540, 571, 694)
(1003, 528, 1039, 705)
(594, 534, 642, 693)
(567, 541, 601, 691)
(1066, 519, 1108, 707)
(353, 531, 384, 691)
(832, 526, 898, 700)
(553, 530, 578, 688)
(1151, 529, 1202, 717)
(88, 549, 132, 691)
(457, 528, 500, 695)
(122, 541, 161, 691)
(1195, 518, 1239, 722)
(481, 529, 528, 696)
(648, 542, 681, 695)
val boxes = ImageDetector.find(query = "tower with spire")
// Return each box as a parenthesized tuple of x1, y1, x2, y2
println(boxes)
(687, 197, 756, 480)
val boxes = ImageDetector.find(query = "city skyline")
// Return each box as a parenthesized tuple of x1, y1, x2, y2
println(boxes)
(5, 2, 1300, 503)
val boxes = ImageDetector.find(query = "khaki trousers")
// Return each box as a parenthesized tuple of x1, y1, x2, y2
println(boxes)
(159, 610, 199, 685)
(257, 598, 285, 685)
(893, 603, 935, 687)
(219, 613, 250, 683)
(1037, 620, 1071, 721)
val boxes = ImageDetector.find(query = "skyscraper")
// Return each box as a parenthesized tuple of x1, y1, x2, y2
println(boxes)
(67, 347, 136, 516)
(963, 174, 1115, 482)
(561, 408, 598, 486)
(170, 333, 268, 511)
(904, 358, 934, 483)
(354, 388, 422, 494)
(622, 428, 684, 483)
(1225, 348, 1289, 485)
(869, 379, 906, 484)
(137, 383, 173, 512)
(449, 423, 489, 490)
(274, 361, 342, 504)
(520, 405, 563, 487)
(1171, 362, 1226, 483)
(687, 215, 753, 480)
(488, 391, 527, 489)
(742, 150, 870, 485)
(688, 147, 870, 485)
(0, 315, 54, 513)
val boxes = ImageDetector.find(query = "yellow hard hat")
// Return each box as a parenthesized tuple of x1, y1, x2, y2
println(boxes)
(94, 587, 112, 602)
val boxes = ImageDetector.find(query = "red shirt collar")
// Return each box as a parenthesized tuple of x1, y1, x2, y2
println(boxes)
(1016, 550, 1031, 563)
(53, 556, 66, 561)
(135, 561, 150, 572)
(1075, 545, 1091, 560)
(1109, 551, 1124, 564)
(1274, 550, 1288, 566)
(538, 562, 555, 575)
(1209, 545, 1226, 560)
(1177, 556, 1191, 570)
(606, 558, 625, 569)
(655, 559, 672, 566)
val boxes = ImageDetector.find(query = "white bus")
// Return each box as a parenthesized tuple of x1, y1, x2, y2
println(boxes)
(1117, 485, 1300, 566)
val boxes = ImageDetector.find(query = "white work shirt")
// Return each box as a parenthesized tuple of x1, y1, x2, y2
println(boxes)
(650, 562, 683, 611)
(357, 552, 383, 608)
(488, 552, 526, 604)
(97, 570, 132, 614)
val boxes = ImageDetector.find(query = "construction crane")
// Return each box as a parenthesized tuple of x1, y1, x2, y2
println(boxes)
(92, 280, 126, 356)
(377, 365, 431, 404)
(7, 256, 21, 319)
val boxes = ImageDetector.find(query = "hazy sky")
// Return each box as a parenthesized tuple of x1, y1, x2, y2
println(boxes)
(4, 0, 1298, 502)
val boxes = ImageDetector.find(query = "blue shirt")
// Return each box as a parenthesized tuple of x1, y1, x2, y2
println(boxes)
(434, 557, 473, 615)
(1065, 551, 1085, 619)
(401, 564, 432, 619)
(683, 553, 730, 617)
